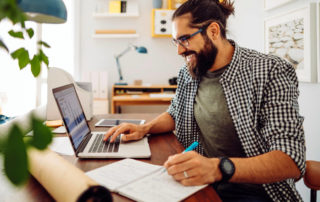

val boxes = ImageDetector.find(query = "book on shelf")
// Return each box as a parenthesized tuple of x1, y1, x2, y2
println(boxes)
(109, 0, 121, 13)
(109, 0, 127, 14)
(121, 1, 127, 13)
(86, 158, 207, 202)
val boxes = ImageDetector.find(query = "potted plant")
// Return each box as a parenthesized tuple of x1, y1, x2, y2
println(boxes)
(0, 0, 66, 186)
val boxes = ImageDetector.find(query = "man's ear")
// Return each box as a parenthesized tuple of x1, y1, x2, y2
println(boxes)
(206, 22, 220, 41)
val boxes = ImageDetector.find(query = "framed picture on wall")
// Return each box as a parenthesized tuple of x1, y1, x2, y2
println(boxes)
(264, 0, 295, 11)
(264, 3, 317, 82)
(151, 9, 175, 37)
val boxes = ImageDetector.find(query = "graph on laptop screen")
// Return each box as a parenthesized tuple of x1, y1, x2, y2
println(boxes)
(54, 86, 89, 149)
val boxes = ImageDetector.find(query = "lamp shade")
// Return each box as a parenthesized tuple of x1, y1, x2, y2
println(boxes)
(135, 46, 147, 54)
(17, 0, 67, 24)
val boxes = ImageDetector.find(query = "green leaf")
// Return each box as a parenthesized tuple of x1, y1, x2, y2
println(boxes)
(18, 49, 30, 69)
(26, 28, 34, 39)
(39, 49, 49, 66)
(4, 124, 29, 186)
(10, 48, 30, 69)
(8, 30, 24, 39)
(0, 38, 9, 52)
(38, 41, 51, 48)
(11, 48, 25, 59)
(30, 55, 41, 77)
(28, 116, 53, 150)
(2, 0, 26, 25)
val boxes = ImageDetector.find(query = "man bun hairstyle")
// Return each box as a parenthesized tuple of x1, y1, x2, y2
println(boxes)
(172, 0, 235, 38)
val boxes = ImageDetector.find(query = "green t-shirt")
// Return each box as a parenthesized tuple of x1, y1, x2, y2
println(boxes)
(194, 65, 271, 201)
(194, 65, 245, 158)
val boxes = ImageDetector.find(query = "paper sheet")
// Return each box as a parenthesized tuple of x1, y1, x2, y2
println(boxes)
(86, 158, 161, 191)
(52, 125, 66, 133)
(49, 137, 74, 155)
(118, 169, 207, 202)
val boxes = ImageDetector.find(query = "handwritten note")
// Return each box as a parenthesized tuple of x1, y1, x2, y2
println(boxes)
(118, 169, 207, 202)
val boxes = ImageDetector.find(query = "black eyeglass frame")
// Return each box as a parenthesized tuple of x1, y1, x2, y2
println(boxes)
(172, 24, 210, 48)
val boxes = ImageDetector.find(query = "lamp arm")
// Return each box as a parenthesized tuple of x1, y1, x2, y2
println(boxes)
(114, 45, 136, 82)
(115, 45, 133, 58)
(115, 57, 124, 81)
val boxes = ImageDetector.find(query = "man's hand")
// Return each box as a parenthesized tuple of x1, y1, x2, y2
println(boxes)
(103, 123, 147, 142)
(164, 151, 222, 186)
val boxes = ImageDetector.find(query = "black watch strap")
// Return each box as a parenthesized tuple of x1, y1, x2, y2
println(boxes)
(218, 157, 235, 182)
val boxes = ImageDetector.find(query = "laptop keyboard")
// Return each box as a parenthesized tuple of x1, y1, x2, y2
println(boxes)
(88, 134, 120, 153)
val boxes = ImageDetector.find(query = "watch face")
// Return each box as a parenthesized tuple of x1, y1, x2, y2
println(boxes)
(219, 157, 235, 182)
(223, 160, 234, 175)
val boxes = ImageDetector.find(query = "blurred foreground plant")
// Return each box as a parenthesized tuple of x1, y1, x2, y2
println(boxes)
(0, 0, 53, 186)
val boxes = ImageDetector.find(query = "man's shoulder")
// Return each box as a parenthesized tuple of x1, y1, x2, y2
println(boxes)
(177, 65, 192, 81)
(238, 46, 293, 72)
(239, 46, 284, 63)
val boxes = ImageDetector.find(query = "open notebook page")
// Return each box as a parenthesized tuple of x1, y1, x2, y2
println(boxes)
(86, 158, 161, 191)
(117, 168, 207, 202)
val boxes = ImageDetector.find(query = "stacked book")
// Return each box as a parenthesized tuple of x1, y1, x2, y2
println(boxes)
(109, 0, 127, 13)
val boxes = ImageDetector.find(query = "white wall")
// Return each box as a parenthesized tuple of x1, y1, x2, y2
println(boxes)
(78, 0, 184, 84)
(78, 0, 320, 200)
(79, 0, 185, 113)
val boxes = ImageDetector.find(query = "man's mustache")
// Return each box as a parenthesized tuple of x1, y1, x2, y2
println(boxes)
(182, 51, 197, 58)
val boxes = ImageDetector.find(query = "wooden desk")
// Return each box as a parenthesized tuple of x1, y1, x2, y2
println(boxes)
(0, 114, 221, 202)
(111, 85, 177, 114)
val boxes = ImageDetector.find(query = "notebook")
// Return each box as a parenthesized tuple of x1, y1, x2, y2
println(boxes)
(52, 83, 151, 158)
(86, 158, 207, 202)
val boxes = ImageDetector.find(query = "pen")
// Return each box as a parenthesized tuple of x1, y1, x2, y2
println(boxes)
(183, 141, 199, 153)
(161, 141, 199, 173)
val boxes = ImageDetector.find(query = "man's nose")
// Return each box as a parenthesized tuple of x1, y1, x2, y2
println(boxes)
(177, 43, 187, 55)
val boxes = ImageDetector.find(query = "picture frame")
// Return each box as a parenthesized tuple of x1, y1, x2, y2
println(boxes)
(151, 9, 175, 38)
(264, 0, 294, 11)
(264, 3, 317, 82)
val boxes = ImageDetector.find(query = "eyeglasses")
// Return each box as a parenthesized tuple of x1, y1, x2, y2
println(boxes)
(172, 28, 204, 48)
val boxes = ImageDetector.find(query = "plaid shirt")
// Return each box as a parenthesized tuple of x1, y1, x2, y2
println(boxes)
(167, 41, 306, 201)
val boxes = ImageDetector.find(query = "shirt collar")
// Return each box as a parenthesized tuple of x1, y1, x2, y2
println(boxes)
(220, 40, 242, 84)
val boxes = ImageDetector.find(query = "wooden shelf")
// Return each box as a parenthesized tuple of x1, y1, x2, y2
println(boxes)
(111, 85, 177, 113)
(93, 12, 139, 18)
(92, 34, 139, 39)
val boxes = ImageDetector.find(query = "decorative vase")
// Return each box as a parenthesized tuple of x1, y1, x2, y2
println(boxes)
(153, 0, 163, 9)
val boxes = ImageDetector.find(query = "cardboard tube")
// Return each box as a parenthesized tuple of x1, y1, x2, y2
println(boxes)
(28, 148, 98, 202)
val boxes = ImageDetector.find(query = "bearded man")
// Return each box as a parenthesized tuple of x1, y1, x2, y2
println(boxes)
(104, 0, 306, 201)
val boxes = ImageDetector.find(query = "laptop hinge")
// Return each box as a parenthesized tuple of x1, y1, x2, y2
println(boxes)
(76, 133, 92, 156)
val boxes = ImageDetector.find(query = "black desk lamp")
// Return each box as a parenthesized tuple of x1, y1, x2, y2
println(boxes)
(114, 44, 147, 85)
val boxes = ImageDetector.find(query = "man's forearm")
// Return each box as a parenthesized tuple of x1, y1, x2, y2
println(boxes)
(229, 150, 301, 184)
(143, 112, 175, 134)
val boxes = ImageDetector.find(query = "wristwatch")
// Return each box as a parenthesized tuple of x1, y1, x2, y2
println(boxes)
(218, 157, 235, 182)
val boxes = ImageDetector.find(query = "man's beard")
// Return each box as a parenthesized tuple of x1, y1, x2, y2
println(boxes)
(185, 35, 218, 79)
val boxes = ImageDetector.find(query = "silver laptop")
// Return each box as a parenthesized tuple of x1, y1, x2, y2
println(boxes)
(52, 83, 151, 158)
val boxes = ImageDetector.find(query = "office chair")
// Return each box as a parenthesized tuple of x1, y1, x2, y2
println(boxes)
(303, 160, 320, 202)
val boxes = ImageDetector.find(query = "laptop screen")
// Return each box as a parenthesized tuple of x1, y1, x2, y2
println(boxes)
(53, 84, 90, 150)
